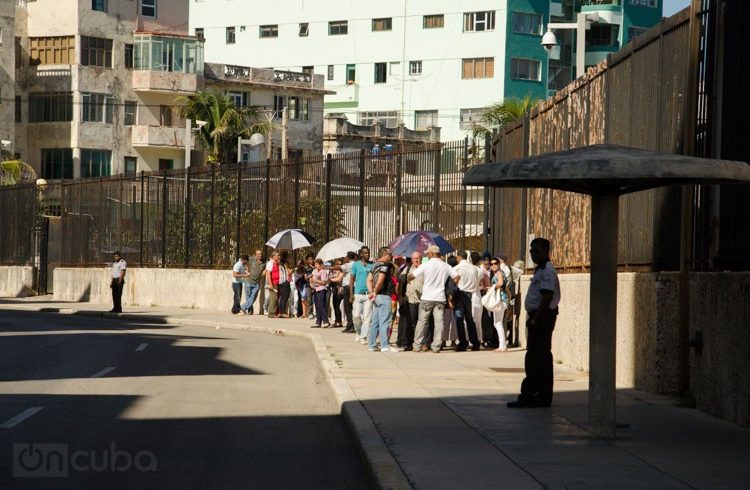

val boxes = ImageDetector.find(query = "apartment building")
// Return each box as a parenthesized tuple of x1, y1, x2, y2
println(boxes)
(190, 0, 662, 141)
(12, 0, 327, 181)
(0, 1, 15, 153)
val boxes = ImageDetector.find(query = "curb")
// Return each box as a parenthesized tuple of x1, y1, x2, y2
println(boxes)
(2, 304, 413, 490)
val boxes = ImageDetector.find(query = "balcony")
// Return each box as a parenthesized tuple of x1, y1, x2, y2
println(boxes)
(131, 70, 202, 94)
(131, 125, 191, 149)
(204, 63, 329, 92)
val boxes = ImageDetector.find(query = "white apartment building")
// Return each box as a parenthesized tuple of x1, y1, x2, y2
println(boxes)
(190, 0, 508, 142)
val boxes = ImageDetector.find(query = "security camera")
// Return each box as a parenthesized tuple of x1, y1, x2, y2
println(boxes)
(35, 178, 48, 191)
(196, 120, 208, 129)
(0, 140, 11, 149)
(541, 29, 558, 51)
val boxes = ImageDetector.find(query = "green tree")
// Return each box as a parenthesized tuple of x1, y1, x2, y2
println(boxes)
(0, 159, 37, 186)
(472, 95, 537, 139)
(179, 91, 273, 164)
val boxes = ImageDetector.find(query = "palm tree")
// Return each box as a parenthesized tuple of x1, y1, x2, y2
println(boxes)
(179, 91, 273, 164)
(0, 159, 37, 186)
(471, 95, 537, 139)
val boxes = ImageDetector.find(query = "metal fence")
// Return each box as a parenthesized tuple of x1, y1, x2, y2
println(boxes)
(0, 138, 489, 269)
(490, 8, 702, 271)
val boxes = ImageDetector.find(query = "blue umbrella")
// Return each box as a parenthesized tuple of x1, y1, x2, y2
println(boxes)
(387, 231, 455, 256)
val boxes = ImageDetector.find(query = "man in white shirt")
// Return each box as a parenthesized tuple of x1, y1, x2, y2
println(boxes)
(109, 251, 127, 313)
(409, 245, 459, 353)
(452, 251, 481, 351)
(508, 238, 561, 408)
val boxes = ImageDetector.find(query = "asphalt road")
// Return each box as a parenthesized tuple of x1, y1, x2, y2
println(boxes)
(0, 310, 369, 489)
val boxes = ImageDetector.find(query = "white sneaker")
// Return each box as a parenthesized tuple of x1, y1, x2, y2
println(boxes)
(368, 347, 378, 352)
(381, 347, 401, 353)
(358, 338, 367, 345)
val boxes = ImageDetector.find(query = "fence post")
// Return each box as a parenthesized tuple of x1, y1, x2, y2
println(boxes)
(209, 165, 215, 266)
(483, 133, 491, 254)
(236, 164, 242, 258)
(395, 152, 403, 238)
(462, 136, 469, 251)
(431, 145, 441, 233)
(139, 171, 144, 266)
(264, 158, 270, 246)
(325, 153, 332, 242)
(184, 167, 191, 267)
(294, 159, 301, 229)
(161, 170, 168, 267)
(358, 149, 365, 242)
(520, 112, 531, 262)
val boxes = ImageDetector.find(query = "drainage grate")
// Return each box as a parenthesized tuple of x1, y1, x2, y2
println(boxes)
(488, 367, 526, 373)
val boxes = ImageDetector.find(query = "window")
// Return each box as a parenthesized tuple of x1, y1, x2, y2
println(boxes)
(92, 0, 106, 12)
(160, 105, 173, 126)
(29, 92, 73, 122)
(409, 60, 422, 76)
(124, 43, 133, 68)
(374, 62, 387, 83)
(82, 93, 114, 123)
(512, 12, 542, 35)
(15, 37, 22, 67)
(460, 108, 484, 130)
(41, 149, 74, 179)
(194, 28, 204, 40)
(414, 110, 438, 130)
(273, 95, 285, 114)
(288, 97, 309, 121)
(423, 14, 444, 29)
(29, 36, 75, 65)
(226, 27, 235, 44)
(372, 18, 392, 32)
(327, 64, 334, 80)
(389, 62, 400, 76)
(299, 23, 309, 37)
(329, 21, 348, 36)
(141, 0, 156, 18)
(81, 36, 112, 68)
(159, 159, 173, 170)
(630, 0, 657, 7)
(133, 33, 204, 74)
(462, 57, 494, 79)
(15, 96, 21, 123)
(124, 101, 137, 125)
(464, 11, 495, 32)
(511, 58, 540, 80)
(124, 157, 137, 176)
(227, 91, 249, 108)
(587, 24, 618, 46)
(346, 64, 356, 83)
(302, 65, 314, 75)
(628, 26, 648, 40)
(80, 149, 111, 178)
(359, 111, 399, 128)
(260, 25, 278, 38)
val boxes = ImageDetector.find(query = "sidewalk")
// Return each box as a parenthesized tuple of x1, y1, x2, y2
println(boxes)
(2, 296, 749, 489)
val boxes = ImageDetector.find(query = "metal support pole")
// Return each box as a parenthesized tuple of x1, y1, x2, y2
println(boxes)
(576, 13, 587, 79)
(236, 164, 242, 257)
(462, 136, 469, 251)
(264, 158, 271, 246)
(294, 159, 301, 228)
(395, 152, 403, 238)
(431, 145, 441, 232)
(483, 134, 491, 253)
(325, 153, 332, 242)
(184, 168, 191, 267)
(588, 193, 619, 438)
(139, 171, 145, 266)
(209, 166, 215, 266)
(161, 170, 168, 267)
(358, 149, 365, 242)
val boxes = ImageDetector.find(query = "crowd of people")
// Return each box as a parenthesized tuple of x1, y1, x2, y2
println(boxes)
(230, 245, 525, 353)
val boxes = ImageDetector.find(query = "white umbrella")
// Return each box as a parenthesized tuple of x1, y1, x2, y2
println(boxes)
(266, 229, 316, 250)
(316, 237, 365, 262)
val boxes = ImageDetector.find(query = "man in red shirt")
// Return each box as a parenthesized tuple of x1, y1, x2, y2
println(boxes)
(264, 251, 281, 318)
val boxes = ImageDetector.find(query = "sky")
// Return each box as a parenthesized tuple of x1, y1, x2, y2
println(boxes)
(663, 0, 691, 17)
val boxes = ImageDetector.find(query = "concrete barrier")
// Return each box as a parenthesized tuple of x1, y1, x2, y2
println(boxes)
(0, 266, 36, 297)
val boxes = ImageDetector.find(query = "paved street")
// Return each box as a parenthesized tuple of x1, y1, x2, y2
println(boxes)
(0, 310, 369, 489)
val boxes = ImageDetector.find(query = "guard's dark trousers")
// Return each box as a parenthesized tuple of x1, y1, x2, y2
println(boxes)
(520, 309, 558, 405)
(453, 290, 479, 348)
(111, 278, 124, 313)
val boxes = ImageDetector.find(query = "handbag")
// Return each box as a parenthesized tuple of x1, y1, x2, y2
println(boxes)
(481, 287, 505, 312)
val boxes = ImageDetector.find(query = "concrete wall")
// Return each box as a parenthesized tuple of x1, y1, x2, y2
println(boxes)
(53, 267, 241, 311)
(0, 1, 15, 148)
(0, 267, 35, 297)
(518, 271, 749, 427)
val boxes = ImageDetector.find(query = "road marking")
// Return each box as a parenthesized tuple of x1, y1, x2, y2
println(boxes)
(135, 343, 148, 352)
(91, 366, 116, 378)
(1, 407, 44, 429)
